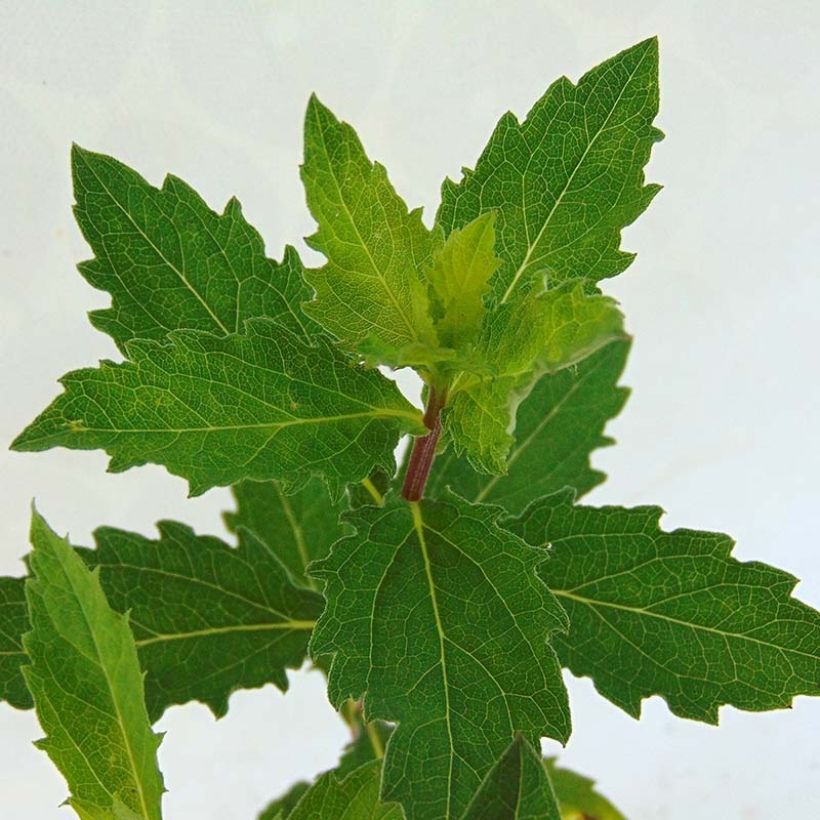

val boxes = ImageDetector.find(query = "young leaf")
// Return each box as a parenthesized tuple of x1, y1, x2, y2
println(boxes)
(545, 758, 625, 820)
(437, 37, 662, 305)
(286, 760, 402, 820)
(72, 145, 319, 348)
(427, 339, 630, 511)
(508, 490, 820, 722)
(462, 735, 561, 820)
(427, 212, 499, 350)
(0, 577, 31, 709)
(12, 319, 424, 496)
(23, 510, 164, 819)
(225, 478, 346, 590)
(1, 521, 322, 721)
(302, 95, 442, 360)
(309, 492, 570, 820)
(444, 286, 625, 473)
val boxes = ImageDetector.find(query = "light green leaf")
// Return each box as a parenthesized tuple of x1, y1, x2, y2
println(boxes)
(259, 781, 311, 820)
(12, 319, 423, 496)
(287, 761, 402, 820)
(23, 510, 164, 819)
(462, 735, 560, 820)
(3, 521, 322, 722)
(0, 577, 30, 709)
(437, 37, 662, 305)
(427, 212, 499, 350)
(309, 492, 570, 820)
(427, 339, 630, 512)
(301, 95, 442, 360)
(72, 145, 319, 348)
(545, 758, 625, 820)
(443, 286, 625, 473)
(508, 490, 820, 722)
(225, 478, 346, 590)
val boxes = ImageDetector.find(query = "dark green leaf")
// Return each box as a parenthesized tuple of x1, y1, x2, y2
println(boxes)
(437, 38, 662, 305)
(309, 492, 570, 820)
(0, 577, 30, 709)
(508, 490, 820, 722)
(225, 478, 345, 590)
(72, 145, 320, 348)
(462, 735, 560, 820)
(12, 319, 424, 496)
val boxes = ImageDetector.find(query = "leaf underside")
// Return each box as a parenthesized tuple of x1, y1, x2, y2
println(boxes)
(545, 757, 626, 820)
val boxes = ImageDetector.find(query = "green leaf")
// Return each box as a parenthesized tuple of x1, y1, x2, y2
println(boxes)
(23, 509, 164, 819)
(545, 758, 625, 820)
(259, 781, 311, 820)
(309, 492, 570, 820)
(443, 286, 625, 474)
(81, 522, 322, 722)
(462, 735, 560, 820)
(507, 490, 820, 722)
(437, 37, 662, 305)
(1, 521, 322, 722)
(287, 761, 402, 820)
(72, 145, 319, 348)
(225, 478, 345, 590)
(427, 339, 630, 512)
(0, 577, 30, 709)
(12, 319, 423, 496)
(427, 212, 499, 350)
(302, 95, 442, 361)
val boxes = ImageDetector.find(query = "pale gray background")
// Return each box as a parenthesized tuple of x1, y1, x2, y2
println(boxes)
(1, 1, 818, 817)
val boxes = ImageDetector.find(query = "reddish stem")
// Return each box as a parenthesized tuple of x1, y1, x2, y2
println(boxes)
(402, 387, 446, 502)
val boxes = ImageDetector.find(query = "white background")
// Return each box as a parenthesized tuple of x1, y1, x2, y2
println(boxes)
(1, 1, 819, 817)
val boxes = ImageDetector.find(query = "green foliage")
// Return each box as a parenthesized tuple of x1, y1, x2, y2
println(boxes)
(72, 145, 320, 349)
(23, 510, 165, 819)
(462, 735, 561, 820)
(12, 320, 422, 496)
(4, 36, 819, 820)
(508, 490, 820, 722)
(437, 37, 662, 305)
(309, 492, 570, 819)
(545, 758, 626, 820)
(2, 522, 321, 722)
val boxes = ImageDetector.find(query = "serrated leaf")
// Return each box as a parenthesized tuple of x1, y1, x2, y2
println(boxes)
(462, 735, 560, 820)
(545, 758, 625, 820)
(427, 212, 499, 350)
(443, 286, 625, 474)
(225, 478, 345, 590)
(81, 522, 322, 721)
(309, 492, 570, 820)
(288, 761, 402, 820)
(23, 510, 164, 819)
(507, 490, 820, 722)
(12, 319, 423, 496)
(72, 145, 319, 348)
(301, 95, 442, 361)
(2, 521, 322, 721)
(437, 38, 662, 305)
(0, 577, 30, 709)
(428, 339, 630, 512)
